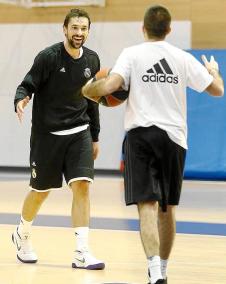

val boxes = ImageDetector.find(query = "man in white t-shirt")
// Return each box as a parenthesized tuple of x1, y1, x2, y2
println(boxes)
(82, 5, 224, 284)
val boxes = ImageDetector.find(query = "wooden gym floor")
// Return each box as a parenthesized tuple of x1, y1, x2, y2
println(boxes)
(0, 172, 225, 284)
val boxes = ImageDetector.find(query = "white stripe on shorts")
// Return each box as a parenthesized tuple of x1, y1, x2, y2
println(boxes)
(68, 177, 93, 187)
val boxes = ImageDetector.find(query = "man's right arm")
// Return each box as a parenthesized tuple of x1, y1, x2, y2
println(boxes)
(14, 74, 35, 123)
(82, 73, 124, 99)
(14, 82, 33, 112)
(83, 48, 130, 100)
(14, 51, 49, 121)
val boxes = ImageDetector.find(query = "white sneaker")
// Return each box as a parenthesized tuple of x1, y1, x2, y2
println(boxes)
(12, 227, 38, 263)
(72, 250, 105, 270)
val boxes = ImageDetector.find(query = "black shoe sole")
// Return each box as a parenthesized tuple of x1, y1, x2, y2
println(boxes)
(17, 255, 38, 264)
(148, 279, 167, 284)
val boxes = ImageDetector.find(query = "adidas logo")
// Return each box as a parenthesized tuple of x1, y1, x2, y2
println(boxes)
(142, 58, 178, 84)
(60, 67, 66, 72)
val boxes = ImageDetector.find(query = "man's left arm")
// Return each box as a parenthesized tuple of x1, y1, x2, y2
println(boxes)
(86, 99, 100, 159)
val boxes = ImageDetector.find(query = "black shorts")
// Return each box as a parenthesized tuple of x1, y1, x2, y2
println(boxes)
(123, 126, 186, 210)
(29, 128, 94, 191)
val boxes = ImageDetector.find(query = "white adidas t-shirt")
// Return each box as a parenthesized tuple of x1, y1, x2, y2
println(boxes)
(111, 41, 213, 149)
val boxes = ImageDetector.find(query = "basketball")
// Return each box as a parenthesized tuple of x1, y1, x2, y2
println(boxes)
(92, 68, 129, 107)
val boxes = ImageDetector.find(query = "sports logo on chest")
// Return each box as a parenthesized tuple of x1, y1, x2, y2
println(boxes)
(83, 68, 91, 79)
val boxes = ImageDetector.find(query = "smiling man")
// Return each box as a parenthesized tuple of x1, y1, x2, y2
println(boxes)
(12, 9, 104, 270)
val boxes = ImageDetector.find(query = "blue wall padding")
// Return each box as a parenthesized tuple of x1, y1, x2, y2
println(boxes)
(184, 49, 226, 180)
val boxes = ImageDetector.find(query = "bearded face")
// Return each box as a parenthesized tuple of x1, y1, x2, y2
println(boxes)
(64, 16, 89, 49)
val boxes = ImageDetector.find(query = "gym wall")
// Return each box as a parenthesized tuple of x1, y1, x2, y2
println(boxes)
(1, 0, 226, 48)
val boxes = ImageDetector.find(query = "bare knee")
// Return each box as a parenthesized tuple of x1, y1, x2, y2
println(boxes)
(138, 201, 158, 216)
(30, 190, 50, 203)
(70, 180, 90, 198)
(158, 205, 175, 220)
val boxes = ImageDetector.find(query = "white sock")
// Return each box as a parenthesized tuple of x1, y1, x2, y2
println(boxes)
(161, 259, 168, 280)
(148, 255, 163, 284)
(74, 227, 89, 252)
(17, 216, 33, 237)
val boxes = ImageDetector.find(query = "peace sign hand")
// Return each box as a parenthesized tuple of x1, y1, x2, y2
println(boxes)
(201, 55, 219, 73)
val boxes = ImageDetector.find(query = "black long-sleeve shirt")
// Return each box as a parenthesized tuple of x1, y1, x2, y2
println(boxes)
(14, 42, 100, 141)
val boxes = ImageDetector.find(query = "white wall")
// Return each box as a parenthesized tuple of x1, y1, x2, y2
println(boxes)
(0, 21, 191, 169)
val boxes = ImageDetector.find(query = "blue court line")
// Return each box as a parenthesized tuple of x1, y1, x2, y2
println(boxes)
(0, 213, 225, 236)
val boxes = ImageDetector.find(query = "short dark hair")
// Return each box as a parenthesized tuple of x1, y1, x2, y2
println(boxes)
(144, 5, 171, 38)
(63, 8, 91, 28)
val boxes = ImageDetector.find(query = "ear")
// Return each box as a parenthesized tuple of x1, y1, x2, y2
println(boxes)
(142, 25, 148, 40)
(166, 26, 171, 35)
(63, 25, 67, 36)
(142, 24, 145, 34)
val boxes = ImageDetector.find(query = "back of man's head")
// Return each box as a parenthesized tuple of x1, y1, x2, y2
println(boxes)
(144, 5, 171, 39)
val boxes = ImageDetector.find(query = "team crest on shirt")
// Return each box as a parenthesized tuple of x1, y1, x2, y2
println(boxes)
(84, 68, 91, 78)
(32, 168, 37, 179)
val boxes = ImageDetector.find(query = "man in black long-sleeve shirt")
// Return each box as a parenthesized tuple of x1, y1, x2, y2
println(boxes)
(12, 8, 105, 270)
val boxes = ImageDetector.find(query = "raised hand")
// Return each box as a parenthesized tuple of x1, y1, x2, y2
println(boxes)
(201, 55, 219, 73)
